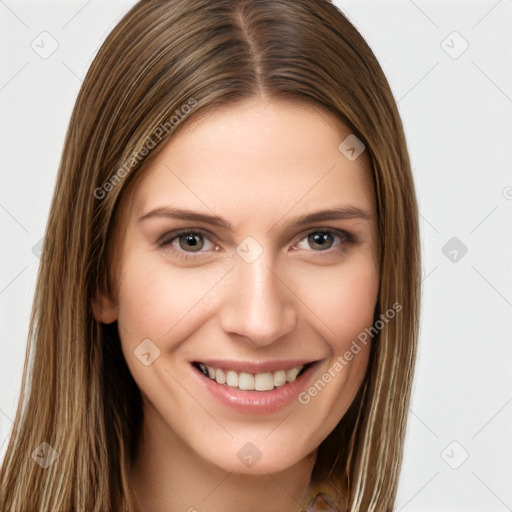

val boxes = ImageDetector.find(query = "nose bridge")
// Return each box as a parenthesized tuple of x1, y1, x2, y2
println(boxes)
(220, 247, 297, 346)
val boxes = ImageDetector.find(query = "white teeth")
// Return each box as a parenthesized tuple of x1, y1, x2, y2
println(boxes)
(238, 372, 255, 391)
(206, 365, 215, 379)
(215, 368, 226, 384)
(272, 369, 287, 387)
(286, 366, 303, 382)
(198, 363, 307, 391)
(226, 370, 239, 388)
(254, 372, 274, 391)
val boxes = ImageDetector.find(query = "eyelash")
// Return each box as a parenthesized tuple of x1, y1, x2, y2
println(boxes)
(156, 228, 355, 261)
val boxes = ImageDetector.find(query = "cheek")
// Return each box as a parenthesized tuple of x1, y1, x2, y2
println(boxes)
(291, 261, 378, 445)
(115, 255, 230, 345)
(116, 248, 379, 352)
(116, 265, 174, 338)
(295, 257, 379, 350)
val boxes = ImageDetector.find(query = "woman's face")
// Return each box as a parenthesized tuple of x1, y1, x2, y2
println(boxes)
(95, 97, 379, 474)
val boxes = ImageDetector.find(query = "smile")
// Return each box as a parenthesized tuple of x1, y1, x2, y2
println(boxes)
(193, 362, 309, 391)
(190, 358, 322, 414)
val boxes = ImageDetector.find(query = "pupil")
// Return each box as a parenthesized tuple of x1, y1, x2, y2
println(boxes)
(309, 232, 332, 250)
(180, 233, 203, 251)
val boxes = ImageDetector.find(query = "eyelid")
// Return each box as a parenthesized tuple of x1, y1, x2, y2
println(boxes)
(292, 226, 354, 245)
(157, 227, 218, 247)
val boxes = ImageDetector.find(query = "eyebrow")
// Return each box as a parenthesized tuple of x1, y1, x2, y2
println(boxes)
(137, 205, 373, 230)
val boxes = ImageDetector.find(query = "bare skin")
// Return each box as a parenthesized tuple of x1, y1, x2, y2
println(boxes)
(93, 96, 379, 512)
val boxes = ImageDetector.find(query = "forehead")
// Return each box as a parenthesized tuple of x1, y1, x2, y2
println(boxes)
(129, 97, 374, 226)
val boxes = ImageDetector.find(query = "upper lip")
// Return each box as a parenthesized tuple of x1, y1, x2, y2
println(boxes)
(192, 359, 320, 373)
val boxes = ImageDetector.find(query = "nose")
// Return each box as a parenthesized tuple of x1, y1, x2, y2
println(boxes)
(219, 252, 298, 347)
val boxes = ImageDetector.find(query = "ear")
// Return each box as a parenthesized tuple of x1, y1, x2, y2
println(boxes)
(92, 291, 118, 324)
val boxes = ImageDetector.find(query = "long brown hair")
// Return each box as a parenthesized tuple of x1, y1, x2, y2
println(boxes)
(0, 1, 420, 510)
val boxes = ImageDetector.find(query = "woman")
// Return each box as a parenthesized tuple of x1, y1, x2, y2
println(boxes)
(0, 1, 421, 511)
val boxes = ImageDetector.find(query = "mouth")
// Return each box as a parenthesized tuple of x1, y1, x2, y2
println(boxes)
(191, 360, 316, 392)
(190, 358, 322, 415)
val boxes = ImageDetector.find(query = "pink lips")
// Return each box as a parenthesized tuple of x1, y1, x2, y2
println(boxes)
(191, 360, 320, 415)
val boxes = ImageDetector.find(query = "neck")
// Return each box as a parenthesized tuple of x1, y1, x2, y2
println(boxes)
(128, 402, 318, 512)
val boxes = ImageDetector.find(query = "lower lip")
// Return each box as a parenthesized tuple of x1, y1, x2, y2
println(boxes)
(192, 363, 319, 415)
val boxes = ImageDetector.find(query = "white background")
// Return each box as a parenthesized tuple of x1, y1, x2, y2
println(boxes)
(0, 1, 511, 510)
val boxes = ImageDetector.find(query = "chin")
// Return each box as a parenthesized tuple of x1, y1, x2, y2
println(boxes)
(198, 437, 317, 476)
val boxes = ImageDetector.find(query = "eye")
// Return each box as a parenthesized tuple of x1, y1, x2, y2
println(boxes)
(157, 229, 217, 260)
(293, 229, 353, 255)
(157, 227, 355, 262)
